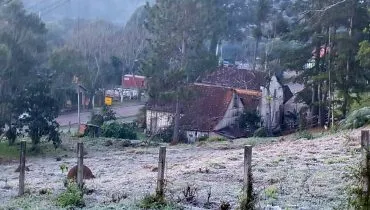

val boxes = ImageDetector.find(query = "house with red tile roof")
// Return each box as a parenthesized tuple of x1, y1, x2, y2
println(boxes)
(146, 66, 295, 142)
(198, 67, 294, 133)
(146, 83, 261, 142)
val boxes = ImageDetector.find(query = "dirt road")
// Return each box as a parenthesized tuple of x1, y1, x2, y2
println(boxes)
(56, 104, 144, 126)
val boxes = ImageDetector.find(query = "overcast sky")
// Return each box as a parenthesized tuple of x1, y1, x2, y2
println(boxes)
(22, 0, 150, 24)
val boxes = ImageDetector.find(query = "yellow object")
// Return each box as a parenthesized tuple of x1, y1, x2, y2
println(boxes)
(105, 96, 113, 106)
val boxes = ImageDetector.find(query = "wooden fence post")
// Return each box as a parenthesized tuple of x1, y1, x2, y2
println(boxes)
(244, 145, 252, 197)
(77, 142, 84, 189)
(18, 141, 26, 196)
(156, 146, 166, 197)
(361, 130, 370, 205)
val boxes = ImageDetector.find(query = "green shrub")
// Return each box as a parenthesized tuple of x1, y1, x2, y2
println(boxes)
(342, 164, 370, 209)
(102, 122, 137, 140)
(340, 107, 370, 129)
(102, 105, 116, 122)
(158, 126, 186, 143)
(239, 109, 261, 132)
(138, 194, 167, 209)
(296, 130, 314, 140)
(56, 180, 84, 208)
(5, 126, 17, 146)
(90, 113, 104, 126)
(197, 136, 208, 142)
(89, 105, 116, 127)
(207, 136, 227, 142)
(253, 127, 267, 137)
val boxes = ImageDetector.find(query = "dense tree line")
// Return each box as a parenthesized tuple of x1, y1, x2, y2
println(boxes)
(0, 0, 369, 147)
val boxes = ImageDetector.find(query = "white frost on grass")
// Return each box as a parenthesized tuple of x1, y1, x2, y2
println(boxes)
(0, 129, 362, 209)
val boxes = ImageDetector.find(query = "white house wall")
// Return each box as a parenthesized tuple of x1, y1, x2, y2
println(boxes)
(214, 93, 244, 131)
(186, 131, 210, 143)
(260, 76, 284, 130)
(146, 110, 173, 133)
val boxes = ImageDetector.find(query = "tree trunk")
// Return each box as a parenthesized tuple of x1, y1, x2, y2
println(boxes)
(252, 38, 260, 71)
(210, 33, 219, 56)
(318, 83, 322, 127)
(172, 95, 180, 144)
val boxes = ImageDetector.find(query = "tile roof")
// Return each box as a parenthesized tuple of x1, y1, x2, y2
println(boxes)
(235, 89, 261, 110)
(199, 67, 268, 91)
(179, 84, 234, 132)
(147, 83, 261, 132)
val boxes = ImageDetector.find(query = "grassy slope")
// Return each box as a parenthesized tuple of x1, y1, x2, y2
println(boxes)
(0, 129, 364, 209)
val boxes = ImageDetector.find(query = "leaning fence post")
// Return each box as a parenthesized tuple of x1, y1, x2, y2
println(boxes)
(18, 140, 26, 196)
(361, 130, 370, 205)
(244, 145, 252, 197)
(156, 146, 166, 197)
(77, 142, 84, 189)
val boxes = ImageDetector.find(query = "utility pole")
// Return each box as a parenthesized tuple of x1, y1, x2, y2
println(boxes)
(77, 85, 81, 131)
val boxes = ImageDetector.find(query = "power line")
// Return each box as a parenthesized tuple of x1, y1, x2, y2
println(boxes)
(36, 0, 71, 19)
(28, 0, 58, 11)
(41, 0, 70, 16)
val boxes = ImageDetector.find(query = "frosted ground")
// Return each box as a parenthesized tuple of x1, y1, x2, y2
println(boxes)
(0, 128, 363, 209)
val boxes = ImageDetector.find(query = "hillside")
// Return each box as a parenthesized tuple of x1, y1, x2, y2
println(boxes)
(0, 128, 363, 209)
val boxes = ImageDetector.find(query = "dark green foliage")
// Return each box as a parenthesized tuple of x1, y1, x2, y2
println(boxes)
(5, 126, 17, 146)
(0, 0, 47, 129)
(340, 107, 370, 129)
(138, 194, 181, 210)
(102, 105, 116, 122)
(197, 136, 208, 142)
(56, 180, 85, 208)
(157, 126, 186, 143)
(12, 78, 61, 150)
(296, 130, 314, 140)
(343, 164, 370, 209)
(206, 137, 227, 142)
(101, 122, 137, 140)
(253, 127, 268, 137)
(239, 109, 261, 132)
(89, 105, 116, 127)
(90, 113, 104, 126)
(239, 173, 256, 210)
(139, 194, 167, 209)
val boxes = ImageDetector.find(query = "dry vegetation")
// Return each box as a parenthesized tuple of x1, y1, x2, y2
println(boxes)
(0, 128, 364, 209)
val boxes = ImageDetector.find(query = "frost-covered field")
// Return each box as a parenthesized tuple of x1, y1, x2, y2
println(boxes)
(0, 129, 363, 209)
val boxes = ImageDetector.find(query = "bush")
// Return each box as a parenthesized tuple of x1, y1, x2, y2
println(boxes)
(239, 109, 261, 132)
(253, 127, 267, 137)
(89, 105, 116, 127)
(102, 122, 137, 140)
(90, 113, 104, 126)
(157, 126, 186, 143)
(5, 126, 17, 146)
(139, 194, 167, 209)
(340, 107, 370, 129)
(297, 130, 314, 140)
(207, 136, 227, 142)
(102, 105, 116, 122)
(56, 180, 84, 208)
(138, 194, 180, 210)
(197, 136, 208, 142)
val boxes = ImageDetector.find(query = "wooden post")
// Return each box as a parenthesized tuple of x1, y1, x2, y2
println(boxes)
(361, 130, 370, 205)
(156, 146, 166, 197)
(18, 141, 26, 196)
(77, 142, 84, 189)
(244, 145, 252, 197)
